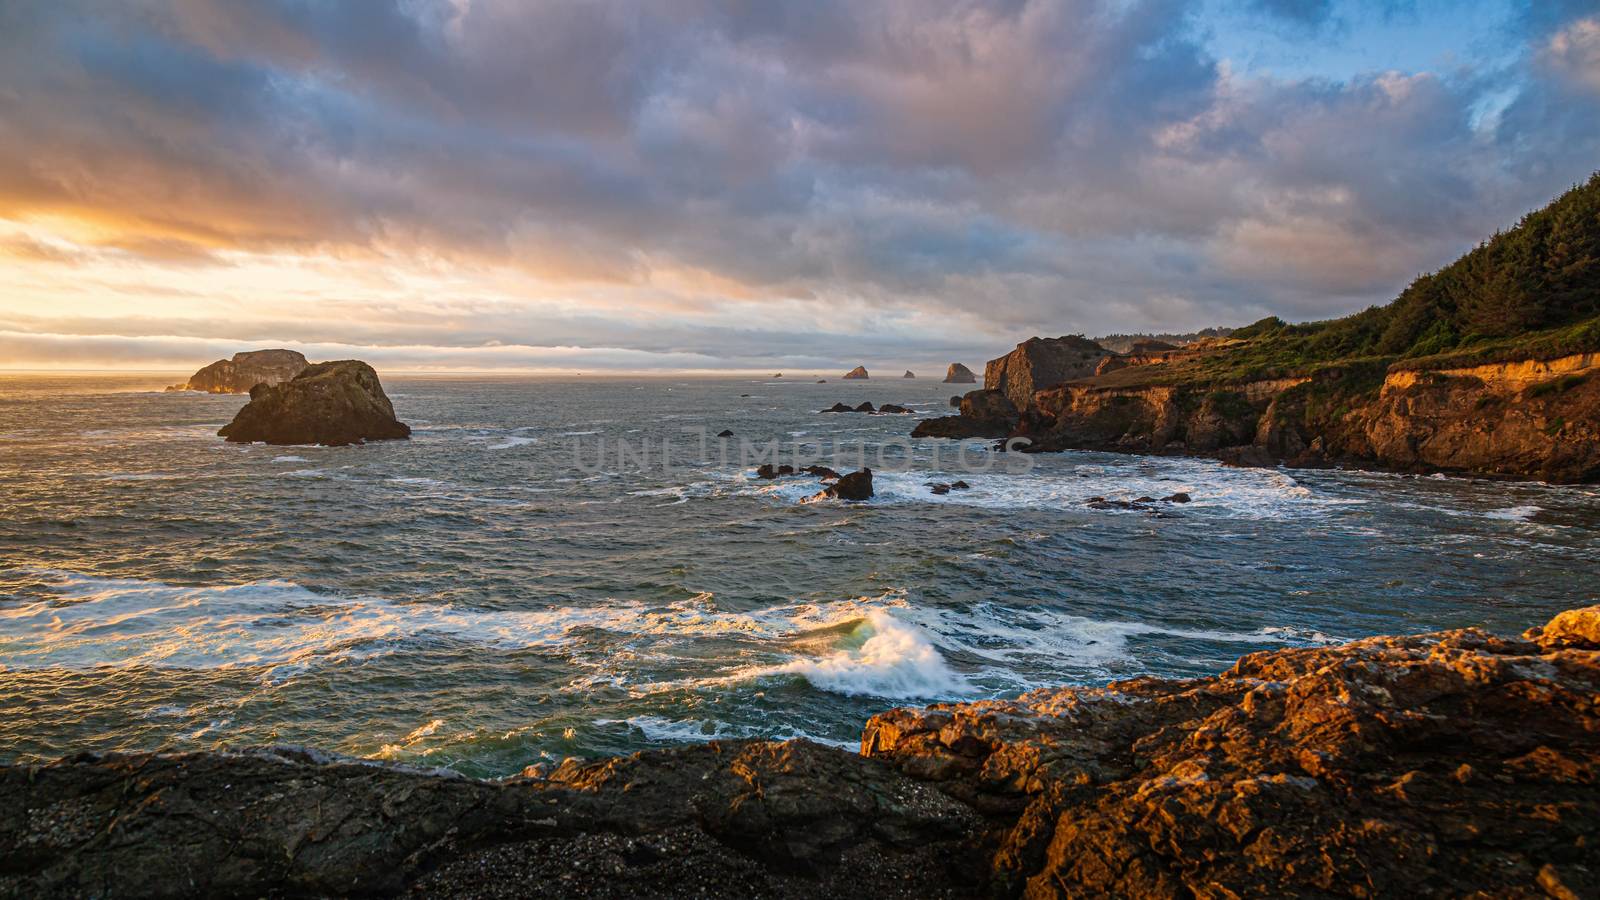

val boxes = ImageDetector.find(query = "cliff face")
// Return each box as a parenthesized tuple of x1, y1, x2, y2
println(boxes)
(915, 350, 1600, 482)
(983, 336, 1113, 411)
(166, 349, 308, 394)
(4, 606, 1596, 898)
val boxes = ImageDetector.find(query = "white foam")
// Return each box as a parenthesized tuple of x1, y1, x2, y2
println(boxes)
(1485, 505, 1541, 521)
(486, 435, 538, 450)
(754, 609, 966, 698)
(272, 455, 308, 463)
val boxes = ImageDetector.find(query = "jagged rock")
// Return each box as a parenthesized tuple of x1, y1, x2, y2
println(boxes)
(983, 336, 1113, 411)
(823, 468, 872, 500)
(166, 349, 308, 394)
(217, 361, 409, 446)
(878, 404, 913, 414)
(942, 363, 977, 384)
(911, 389, 1020, 440)
(903, 370, 916, 379)
(862, 606, 1600, 898)
(854, 402, 876, 413)
(800, 465, 840, 480)
(1163, 491, 1191, 503)
(1524, 605, 1600, 650)
(930, 483, 951, 495)
(823, 403, 854, 413)
(843, 366, 869, 380)
(755, 464, 796, 479)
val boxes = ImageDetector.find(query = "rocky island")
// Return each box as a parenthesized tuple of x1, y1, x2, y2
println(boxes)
(942, 363, 978, 384)
(217, 360, 410, 446)
(914, 174, 1600, 483)
(165, 349, 308, 394)
(843, 366, 870, 380)
(4, 604, 1595, 898)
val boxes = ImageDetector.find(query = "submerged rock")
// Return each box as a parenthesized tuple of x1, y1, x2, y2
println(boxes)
(217, 360, 410, 446)
(843, 366, 869, 380)
(942, 363, 977, 384)
(166, 349, 308, 394)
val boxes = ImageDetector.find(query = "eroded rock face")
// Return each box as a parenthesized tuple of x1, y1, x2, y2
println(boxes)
(166, 349, 308, 394)
(862, 606, 1600, 899)
(217, 360, 410, 446)
(843, 366, 870, 380)
(983, 336, 1112, 411)
(911, 389, 1019, 439)
(943, 363, 978, 384)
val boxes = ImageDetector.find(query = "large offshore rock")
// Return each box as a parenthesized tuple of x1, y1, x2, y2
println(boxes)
(942, 363, 978, 384)
(842, 366, 870, 380)
(166, 349, 308, 394)
(217, 360, 410, 446)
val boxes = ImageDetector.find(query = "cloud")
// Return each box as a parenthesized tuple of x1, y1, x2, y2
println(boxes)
(0, 0, 1597, 370)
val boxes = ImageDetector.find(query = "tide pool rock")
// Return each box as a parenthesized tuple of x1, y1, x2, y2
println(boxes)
(218, 360, 410, 446)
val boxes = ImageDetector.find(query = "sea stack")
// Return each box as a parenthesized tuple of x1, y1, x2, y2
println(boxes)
(218, 360, 410, 446)
(942, 363, 977, 384)
(903, 370, 916, 378)
(166, 349, 308, 394)
(843, 366, 869, 380)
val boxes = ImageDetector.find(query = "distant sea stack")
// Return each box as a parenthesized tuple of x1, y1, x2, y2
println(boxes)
(843, 366, 869, 380)
(942, 363, 977, 384)
(166, 349, 308, 394)
(902, 370, 915, 378)
(218, 360, 410, 446)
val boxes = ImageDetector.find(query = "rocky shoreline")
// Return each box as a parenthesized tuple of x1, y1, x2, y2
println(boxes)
(4, 605, 1596, 898)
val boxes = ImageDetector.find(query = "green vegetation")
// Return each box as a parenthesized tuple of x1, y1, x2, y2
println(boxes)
(1099, 173, 1600, 390)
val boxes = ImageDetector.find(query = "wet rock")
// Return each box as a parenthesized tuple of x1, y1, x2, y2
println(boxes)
(217, 360, 409, 446)
(167, 349, 308, 394)
(950, 481, 969, 490)
(823, 468, 873, 501)
(800, 465, 840, 480)
(929, 483, 950, 495)
(823, 403, 854, 413)
(756, 464, 796, 479)
(854, 402, 876, 413)
(717, 429, 735, 437)
(843, 366, 869, 380)
(878, 404, 913, 415)
(911, 389, 1019, 440)
(942, 363, 977, 384)
(1163, 491, 1191, 503)
(949, 396, 962, 407)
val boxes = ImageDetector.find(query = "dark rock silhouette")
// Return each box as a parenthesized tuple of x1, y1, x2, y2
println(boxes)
(823, 468, 873, 500)
(217, 361, 409, 446)
(717, 429, 735, 437)
(877, 404, 913, 414)
(167, 349, 308, 394)
(903, 370, 916, 378)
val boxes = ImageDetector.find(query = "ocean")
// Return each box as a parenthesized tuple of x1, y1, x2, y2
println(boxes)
(2, 373, 1596, 777)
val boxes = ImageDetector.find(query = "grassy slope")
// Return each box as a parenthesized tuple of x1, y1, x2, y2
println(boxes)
(1090, 172, 1600, 391)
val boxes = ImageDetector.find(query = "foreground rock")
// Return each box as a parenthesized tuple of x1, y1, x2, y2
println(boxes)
(820, 468, 873, 501)
(863, 604, 1600, 898)
(912, 389, 1018, 439)
(2, 605, 1596, 898)
(217, 360, 410, 446)
(165, 349, 308, 394)
(942, 363, 978, 384)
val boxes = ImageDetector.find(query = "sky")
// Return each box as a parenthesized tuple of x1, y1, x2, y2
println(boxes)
(1, 0, 1598, 374)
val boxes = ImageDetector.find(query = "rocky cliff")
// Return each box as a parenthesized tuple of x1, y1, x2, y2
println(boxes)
(3, 605, 1596, 898)
(165, 349, 308, 394)
(217, 360, 411, 446)
(983, 335, 1114, 411)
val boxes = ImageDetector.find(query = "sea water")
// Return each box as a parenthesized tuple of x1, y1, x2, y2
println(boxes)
(1, 373, 1596, 776)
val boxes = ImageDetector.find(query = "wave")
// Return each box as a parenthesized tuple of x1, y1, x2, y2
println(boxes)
(1485, 505, 1542, 521)
(1, 573, 1341, 702)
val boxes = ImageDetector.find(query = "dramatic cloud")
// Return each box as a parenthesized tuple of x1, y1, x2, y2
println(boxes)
(0, 0, 1595, 371)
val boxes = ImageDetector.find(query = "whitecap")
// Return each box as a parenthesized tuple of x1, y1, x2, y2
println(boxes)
(486, 435, 538, 450)
(1485, 505, 1541, 521)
